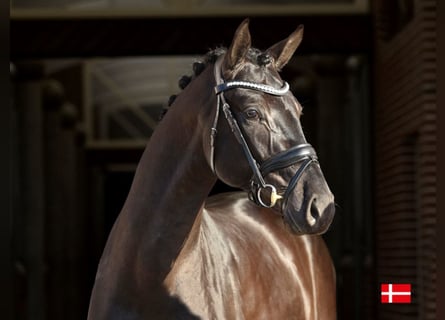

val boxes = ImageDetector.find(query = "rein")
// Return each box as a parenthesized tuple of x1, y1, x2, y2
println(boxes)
(210, 55, 318, 212)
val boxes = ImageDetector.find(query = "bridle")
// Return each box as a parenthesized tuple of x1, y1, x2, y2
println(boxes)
(210, 55, 318, 212)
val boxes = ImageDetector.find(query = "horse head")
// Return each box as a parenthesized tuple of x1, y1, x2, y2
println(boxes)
(203, 19, 335, 235)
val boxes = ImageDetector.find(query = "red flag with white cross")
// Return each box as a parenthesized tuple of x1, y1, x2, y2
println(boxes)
(381, 283, 411, 303)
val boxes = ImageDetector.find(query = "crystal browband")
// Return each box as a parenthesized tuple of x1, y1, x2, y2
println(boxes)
(214, 81, 289, 96)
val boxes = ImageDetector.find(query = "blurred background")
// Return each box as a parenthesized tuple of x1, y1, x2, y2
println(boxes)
(10, 0, 437, 319)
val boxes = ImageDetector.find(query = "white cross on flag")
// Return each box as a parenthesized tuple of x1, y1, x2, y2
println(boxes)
(381, 283, 411, 303)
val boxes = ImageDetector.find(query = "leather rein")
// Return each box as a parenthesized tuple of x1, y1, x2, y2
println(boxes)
(210, 55, 318, 211)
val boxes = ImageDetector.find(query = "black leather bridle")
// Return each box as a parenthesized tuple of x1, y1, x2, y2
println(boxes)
(210, 55, 318, 212)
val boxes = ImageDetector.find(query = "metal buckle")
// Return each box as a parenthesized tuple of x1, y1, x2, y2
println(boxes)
(257, 184, 283, 208)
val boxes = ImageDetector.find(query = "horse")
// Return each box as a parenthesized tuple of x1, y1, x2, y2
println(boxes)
(165, 192, 336, 319)
(87, 19, 336, 319)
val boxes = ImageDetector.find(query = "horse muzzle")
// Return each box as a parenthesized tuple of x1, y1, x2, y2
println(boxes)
(249, 144, 335, 234)
(283, 191, 335, 235)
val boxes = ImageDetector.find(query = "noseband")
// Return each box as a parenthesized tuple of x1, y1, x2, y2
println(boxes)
(210, 56, 318, 212)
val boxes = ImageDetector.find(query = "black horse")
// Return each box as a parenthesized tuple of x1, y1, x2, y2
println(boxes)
(88, 19, 336, 319)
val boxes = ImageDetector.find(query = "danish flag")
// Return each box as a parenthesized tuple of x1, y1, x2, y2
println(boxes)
(381, 283, 411, 303)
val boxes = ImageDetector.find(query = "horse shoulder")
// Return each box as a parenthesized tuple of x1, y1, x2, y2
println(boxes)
(166, 192, 336, 319)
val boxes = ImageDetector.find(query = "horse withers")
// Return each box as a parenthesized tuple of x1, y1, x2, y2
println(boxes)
(88, 19, 336, 319)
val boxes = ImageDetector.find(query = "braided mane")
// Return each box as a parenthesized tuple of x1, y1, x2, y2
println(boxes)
(159, 47, 272, 120)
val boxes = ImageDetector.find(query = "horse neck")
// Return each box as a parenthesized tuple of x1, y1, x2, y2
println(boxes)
(122, 68, 217, 275)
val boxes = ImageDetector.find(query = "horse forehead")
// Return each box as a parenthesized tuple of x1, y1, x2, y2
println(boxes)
(240, 66, 301, 111)
(231, 63, 302, 115)
(234, 60, 279, 81)
(264, 96, 302, 124)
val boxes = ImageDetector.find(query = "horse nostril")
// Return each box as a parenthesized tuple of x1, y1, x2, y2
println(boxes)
(307, 198, 320, 226)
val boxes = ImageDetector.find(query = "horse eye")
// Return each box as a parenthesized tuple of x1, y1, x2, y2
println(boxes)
(245, 108, 259, 119)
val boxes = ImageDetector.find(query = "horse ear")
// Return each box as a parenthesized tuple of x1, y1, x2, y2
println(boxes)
(267, 24, 304, 70)
(223, 19, 251, 75)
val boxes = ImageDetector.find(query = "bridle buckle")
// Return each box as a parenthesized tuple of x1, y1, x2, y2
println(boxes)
(256, 184, 283, 208)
